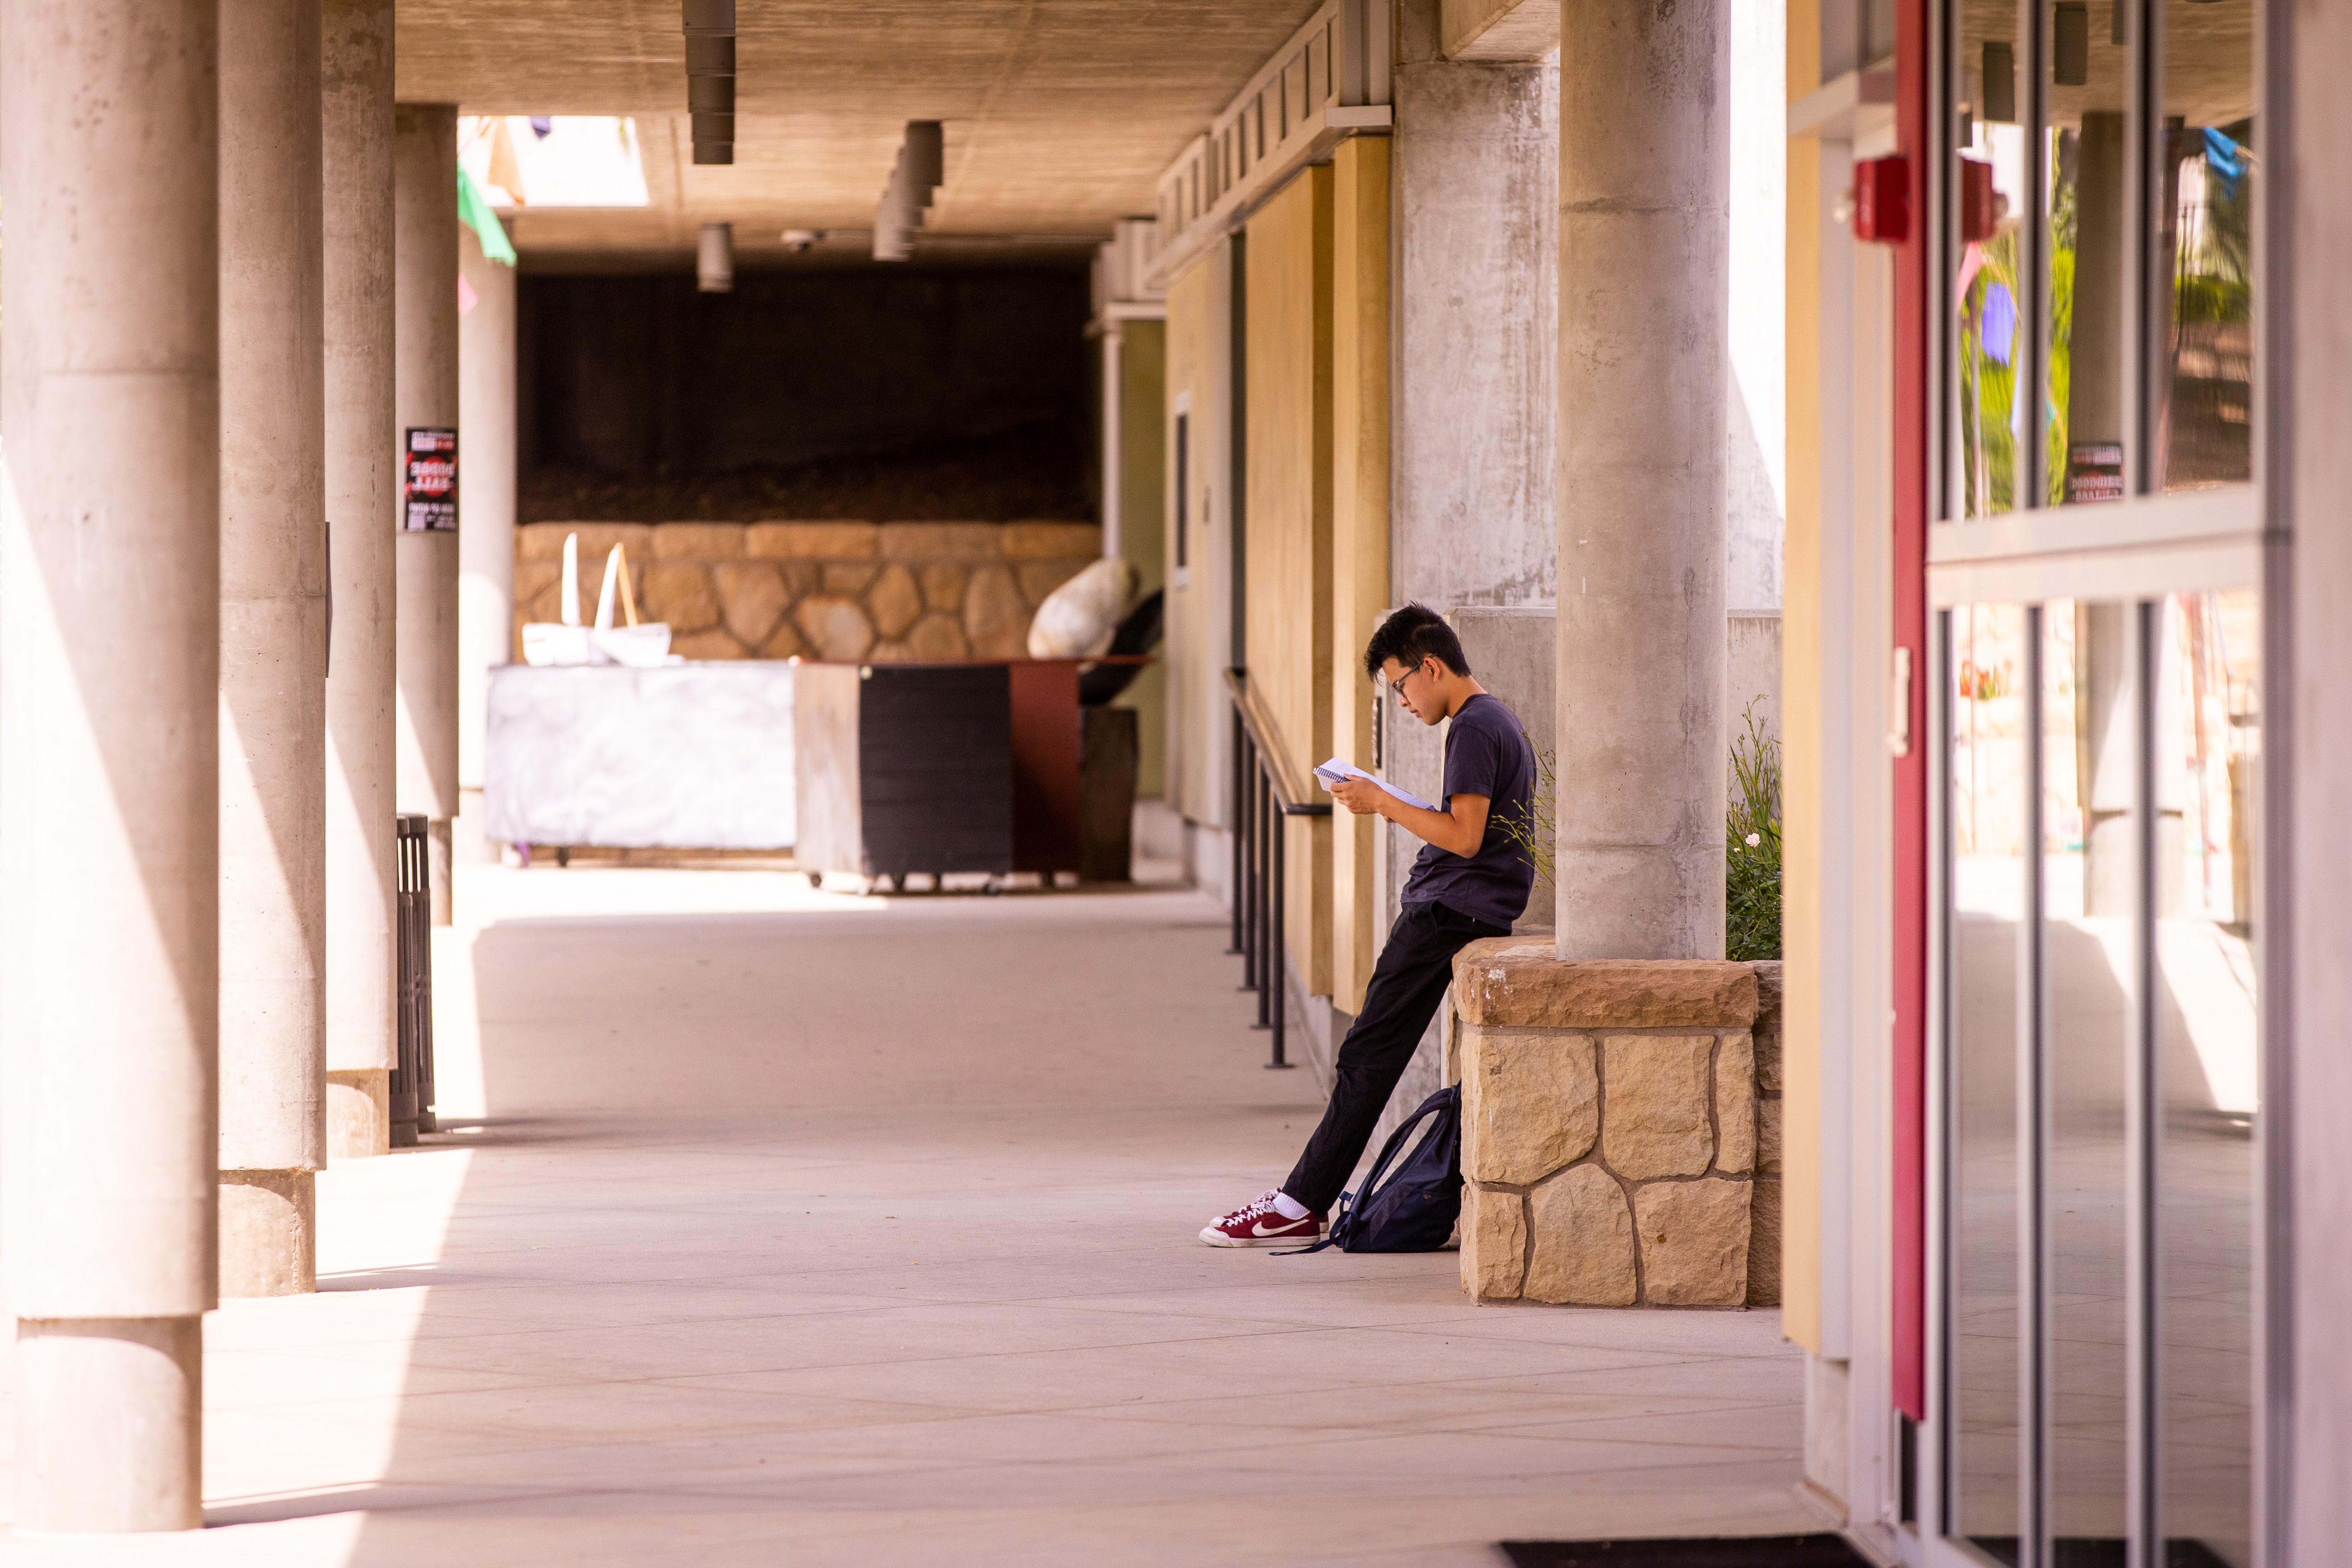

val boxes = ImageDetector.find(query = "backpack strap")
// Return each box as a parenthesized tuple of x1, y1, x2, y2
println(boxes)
(1274, 1089, 1455, 1258)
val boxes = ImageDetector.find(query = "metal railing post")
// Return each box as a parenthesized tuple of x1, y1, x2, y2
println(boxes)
(1239, 734, 1258, 989)
(1227, 705, 1246, 956)
(1268, 803, 1290, 1069)
(1254, 767, 1272, 1030)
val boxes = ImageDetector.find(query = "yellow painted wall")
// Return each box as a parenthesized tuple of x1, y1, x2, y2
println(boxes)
(1780, 0, 1825, 1355)
(1115, 319, 1168, 797)
(1245, 166, 1335, 996)
(1162, 247, 1232, 831)
(1330, 137, 1391, 1013)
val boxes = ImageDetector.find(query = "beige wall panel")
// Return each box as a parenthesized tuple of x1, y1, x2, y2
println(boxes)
(1245, 168, 1335, 997)
(1162, 250, 1233, 831)
(1331, 138, 1391, 1013)
(1779, 0, 1824, 1354)
(1114, 319, 1168, 798)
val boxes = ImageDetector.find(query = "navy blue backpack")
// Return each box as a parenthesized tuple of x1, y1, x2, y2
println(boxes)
(1282, 1085, 1463, 1254)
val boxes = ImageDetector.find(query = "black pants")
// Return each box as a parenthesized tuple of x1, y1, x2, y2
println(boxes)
(1282, 900, 1508, 1215)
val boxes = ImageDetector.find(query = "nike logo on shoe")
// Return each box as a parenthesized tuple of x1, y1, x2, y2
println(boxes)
(1250, 1218, 1305, 1237)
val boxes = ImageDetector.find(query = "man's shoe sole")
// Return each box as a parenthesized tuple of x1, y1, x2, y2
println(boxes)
(1198, 1226, 1322, 1248)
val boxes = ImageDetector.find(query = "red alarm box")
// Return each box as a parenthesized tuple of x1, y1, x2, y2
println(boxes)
(1853, 155, 1910, 244)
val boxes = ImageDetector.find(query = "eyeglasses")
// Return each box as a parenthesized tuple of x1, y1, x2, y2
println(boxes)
(1388, 665, 1418, 699)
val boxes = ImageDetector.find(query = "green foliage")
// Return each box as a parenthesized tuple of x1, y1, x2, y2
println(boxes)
(1499, 746, 1557, 893)
(1725, 700, 1782, 963)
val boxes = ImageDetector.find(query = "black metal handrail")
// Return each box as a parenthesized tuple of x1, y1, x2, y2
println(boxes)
(1223, 670, 1330, 1070)
(392, 814, 437, 1147)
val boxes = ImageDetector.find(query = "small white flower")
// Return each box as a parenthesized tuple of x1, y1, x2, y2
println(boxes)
(1744, 832, 1761, 848)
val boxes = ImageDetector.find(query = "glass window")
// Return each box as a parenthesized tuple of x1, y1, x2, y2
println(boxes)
(2042, 3, 2130, 506)
(1951, 7, 2031, 519)
(1948, 603, 2032, 1563)
(2156, 1, 2255, 490)
(2043, 601, 2132, 1566)
(2155, 588, 2256, 1566)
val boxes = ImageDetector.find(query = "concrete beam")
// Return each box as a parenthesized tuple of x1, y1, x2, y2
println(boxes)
(1440, 0, 1558, 62)
(393, 103, 462, 925)
(0, 0, 220, 1527)
(219, 0, 330, 1299)
(324, 0, 400, 1157)
(1554, 0, 1730, 959)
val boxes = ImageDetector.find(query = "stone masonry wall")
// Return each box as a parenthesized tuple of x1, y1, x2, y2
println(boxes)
(513, 521, 1103, 663)
(1452, 942, 1775, 1309)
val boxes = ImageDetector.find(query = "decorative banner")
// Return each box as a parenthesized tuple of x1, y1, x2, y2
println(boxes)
(402, 427, 458, 532)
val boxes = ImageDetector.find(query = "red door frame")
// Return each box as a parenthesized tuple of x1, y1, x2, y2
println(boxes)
(1892, 0, 1933, 1425)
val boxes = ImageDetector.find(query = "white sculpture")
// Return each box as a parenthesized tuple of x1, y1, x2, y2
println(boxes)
(522, 533, 677, 666)
(1027, 557, 1136, 659)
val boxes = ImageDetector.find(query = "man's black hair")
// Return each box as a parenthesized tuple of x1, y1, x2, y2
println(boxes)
(1362, 602, 1470, 682)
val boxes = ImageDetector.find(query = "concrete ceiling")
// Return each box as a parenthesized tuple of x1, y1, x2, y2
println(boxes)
(395, 0, 1325, 267)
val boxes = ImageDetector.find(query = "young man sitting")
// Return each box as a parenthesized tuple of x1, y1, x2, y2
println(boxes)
(1203, 603, 1537, 1247)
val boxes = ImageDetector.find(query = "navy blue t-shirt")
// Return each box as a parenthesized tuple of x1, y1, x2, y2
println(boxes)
(1401, 692, 1536, 930)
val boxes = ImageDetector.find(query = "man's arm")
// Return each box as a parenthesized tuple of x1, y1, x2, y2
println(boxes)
(1328, 777, 1488, 858)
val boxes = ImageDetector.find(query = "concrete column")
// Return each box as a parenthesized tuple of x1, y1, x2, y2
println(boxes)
(0, 0, 219, 1531)
(457, 222, 517, 866)
(218, 0, 328, 1298)
(394, 103, 462, 925)
(323, 0, 399, 1157)
(1554, 0, 1731, 959)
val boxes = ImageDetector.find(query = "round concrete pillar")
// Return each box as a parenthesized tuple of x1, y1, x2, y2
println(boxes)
(393, 103, 462, 929)
(457, 221, 517, 867)
(324, 0, 400, 1157)
(0, 0, 220, 1529)
(219, 0, 329, 1296)
(1554, 0, 1731, 959)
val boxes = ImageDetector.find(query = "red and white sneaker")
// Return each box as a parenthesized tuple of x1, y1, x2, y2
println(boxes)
(1200, 1191, 1325, 1248)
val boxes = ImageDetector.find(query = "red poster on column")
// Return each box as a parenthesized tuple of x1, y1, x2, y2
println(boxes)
(402, 427, 458, 532)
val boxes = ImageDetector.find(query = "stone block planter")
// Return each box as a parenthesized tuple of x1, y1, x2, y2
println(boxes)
(1452, 939, 1781, 1309)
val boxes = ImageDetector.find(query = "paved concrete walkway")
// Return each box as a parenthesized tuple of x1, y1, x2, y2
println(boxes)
(0, 867, 1811, 1566)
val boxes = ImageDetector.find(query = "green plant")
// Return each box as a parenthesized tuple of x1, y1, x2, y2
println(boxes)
(1499, 746, 1558, 892)
(1726, 698, 1783, 962)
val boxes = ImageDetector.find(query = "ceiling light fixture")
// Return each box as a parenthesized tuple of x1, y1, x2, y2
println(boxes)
(683, 0, 734, 165)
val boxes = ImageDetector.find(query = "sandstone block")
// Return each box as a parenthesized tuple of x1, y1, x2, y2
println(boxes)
(1453, 943, 1759, 1030)
(823, 561, 879, 596)
(759, 620, 807, 659)
(513, 559, 562, 614)
(880, 522, 1001, 560)
(920, 561, 970, 612)
(519, 521, 652, 560)
(963, 563, 1030, 658)
(1522, 1165, 1635, 1306)
(1017, 558, 1090, 607)
(1632, 1179, 1751, 1306)
(1003, 521, 1101, 559)
(652, 522, 746, 559)
(796, 596, 874, 661)
(1462, 1027, 1597, 1186)
(746, 521, 878, 559)
(1758, 1096, 1782, 1175)
(1600, 1034, 1716, 1180)
(869, 639, 913, 660)
(868, 563, 923, 638)
(906, 612, 970, 660)
(669, 628, 746, 660)
(780, 559, 822, 596)
(1745, 1178, 1782, 1306)
(641, 563, 720, 632)
(1461, 1183, 1527, 1302)
(1715, 1031, 1757, 1175)
(1752, 960, 1784, 1092)
(714, 561, 791, 648)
